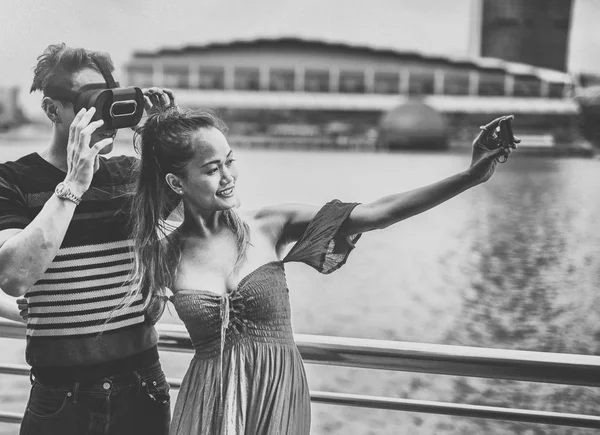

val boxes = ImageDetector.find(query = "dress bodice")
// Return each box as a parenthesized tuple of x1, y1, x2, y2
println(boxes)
(170, 261, 294, 358)
(169, 199, 361, 359)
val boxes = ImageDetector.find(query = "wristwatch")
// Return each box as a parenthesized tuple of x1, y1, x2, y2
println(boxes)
(55, 182, 82, 205)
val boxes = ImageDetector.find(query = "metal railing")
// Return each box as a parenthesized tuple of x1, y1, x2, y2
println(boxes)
(2, 319, 600, 429)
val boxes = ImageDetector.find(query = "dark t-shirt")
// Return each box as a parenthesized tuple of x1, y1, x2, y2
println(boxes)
(0, 153, 158, 367)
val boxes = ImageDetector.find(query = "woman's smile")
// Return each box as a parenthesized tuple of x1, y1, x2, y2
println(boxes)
(217, 185, 235, 198)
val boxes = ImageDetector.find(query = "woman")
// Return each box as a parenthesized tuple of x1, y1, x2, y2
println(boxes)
(128, 107, 518, 434)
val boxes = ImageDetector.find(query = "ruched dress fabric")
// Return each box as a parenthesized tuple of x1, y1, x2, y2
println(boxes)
(169, 200, 361, 435)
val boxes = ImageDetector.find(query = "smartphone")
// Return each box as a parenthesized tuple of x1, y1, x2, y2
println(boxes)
(491, 117, 514, 147)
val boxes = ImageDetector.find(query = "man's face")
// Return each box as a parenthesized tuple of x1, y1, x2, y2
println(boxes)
(59, 68, 117, 154)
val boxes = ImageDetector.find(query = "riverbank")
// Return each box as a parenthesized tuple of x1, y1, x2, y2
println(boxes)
(1, 125, 596, 159)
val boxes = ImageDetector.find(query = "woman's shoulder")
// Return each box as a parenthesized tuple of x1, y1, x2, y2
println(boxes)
(240, 204, 318, 232)
(248, 203, 320, 222)
(239, 203, 322, 250)
(238, 206, 283, 238)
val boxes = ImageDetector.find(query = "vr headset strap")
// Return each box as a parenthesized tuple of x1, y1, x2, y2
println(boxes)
(92, 58, 118, 89)
(43, 85, 78, 102)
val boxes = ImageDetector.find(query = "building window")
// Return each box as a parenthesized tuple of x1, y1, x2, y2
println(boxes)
(304, 69, 330, 92)
(163, 65, 189, 89)
(513, 76, 541, 97)
(234, 67, 260, 91)
(408, 70, 435, 95)
(478, 72, 505, 96)
(339, 70, 365, 93)
(373, 72, 399, 94)
(198, 67, 225, 90)
(127, 65, 153, 87)
(443, 71, 470, 95)
(269, 69, 295, 92)
(547, 82, 565, 99)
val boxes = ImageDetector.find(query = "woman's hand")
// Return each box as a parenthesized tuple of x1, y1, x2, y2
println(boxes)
(468, 115, 520, 185)
(17, 297, 28, 322)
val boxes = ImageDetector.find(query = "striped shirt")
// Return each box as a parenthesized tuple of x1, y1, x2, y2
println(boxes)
(0, 153, 157, 367)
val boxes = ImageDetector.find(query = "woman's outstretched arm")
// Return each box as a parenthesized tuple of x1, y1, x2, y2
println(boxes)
(260, 116, 518, 247)
(340, 115, 519, 235)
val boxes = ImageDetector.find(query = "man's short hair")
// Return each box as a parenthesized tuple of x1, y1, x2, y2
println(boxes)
(30, 43, 115, 98)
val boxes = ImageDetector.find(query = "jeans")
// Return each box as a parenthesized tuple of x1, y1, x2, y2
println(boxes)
(19, 361, 170, 435)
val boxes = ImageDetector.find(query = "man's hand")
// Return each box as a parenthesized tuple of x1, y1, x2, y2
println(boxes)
(64, 107, 114, 198)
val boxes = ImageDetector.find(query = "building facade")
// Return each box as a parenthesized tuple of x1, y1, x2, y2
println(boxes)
(124, 38, 579, 149)
(127, 38, 572, 99)
(480, 0, 573, 71)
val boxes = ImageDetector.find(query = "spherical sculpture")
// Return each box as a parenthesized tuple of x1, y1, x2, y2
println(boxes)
(379, 101, 449, 150)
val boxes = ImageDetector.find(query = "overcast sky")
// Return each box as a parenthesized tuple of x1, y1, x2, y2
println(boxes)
(2, 0, 599, 112)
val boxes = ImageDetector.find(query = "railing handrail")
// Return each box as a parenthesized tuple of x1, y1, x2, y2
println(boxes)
(3, 319, 600, 387)
(2, 360, 600, 430)
(157, 322, 600, 387)
(3, 319, 600, 430)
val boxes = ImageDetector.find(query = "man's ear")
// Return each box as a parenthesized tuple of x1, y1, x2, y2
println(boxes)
(165, 173, 184, 195)
(42, 97, 62, 125)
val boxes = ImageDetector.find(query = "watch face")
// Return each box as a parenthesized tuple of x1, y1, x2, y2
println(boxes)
(56, 183, 67, 196)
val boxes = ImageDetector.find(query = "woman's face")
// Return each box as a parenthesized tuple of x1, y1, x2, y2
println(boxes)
(173, 126, 239, 212)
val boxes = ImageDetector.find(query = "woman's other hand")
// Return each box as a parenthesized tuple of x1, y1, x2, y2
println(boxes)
(17, 297, 28, 322)
(468, 115, 520, 185)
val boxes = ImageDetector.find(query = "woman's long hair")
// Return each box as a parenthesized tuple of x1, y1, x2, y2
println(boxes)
(117, 107, 250, 324)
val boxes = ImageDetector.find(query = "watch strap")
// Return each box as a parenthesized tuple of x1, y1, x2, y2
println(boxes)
(55, 182, 82, 205)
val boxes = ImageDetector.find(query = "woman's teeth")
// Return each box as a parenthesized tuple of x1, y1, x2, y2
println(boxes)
(218, 187, 234, 197)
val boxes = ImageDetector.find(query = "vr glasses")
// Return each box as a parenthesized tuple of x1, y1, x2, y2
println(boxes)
(71, 83, 144, 130)
(44, 59, 144, 131)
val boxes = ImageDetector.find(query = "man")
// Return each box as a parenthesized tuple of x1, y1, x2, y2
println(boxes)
(0, 43, 174, 435)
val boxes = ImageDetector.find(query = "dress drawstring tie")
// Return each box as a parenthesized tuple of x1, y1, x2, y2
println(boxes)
(219, 294, 231, 413)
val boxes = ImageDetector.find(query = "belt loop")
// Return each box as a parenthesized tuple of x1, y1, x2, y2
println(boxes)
(132, 370, 143, 394)
(71, 382, 80, 404)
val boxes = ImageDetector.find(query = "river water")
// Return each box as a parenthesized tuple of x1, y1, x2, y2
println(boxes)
(1, 135, 599, 434)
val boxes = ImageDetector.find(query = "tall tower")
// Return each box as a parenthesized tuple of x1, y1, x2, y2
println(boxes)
(480, 0, 573, 71)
